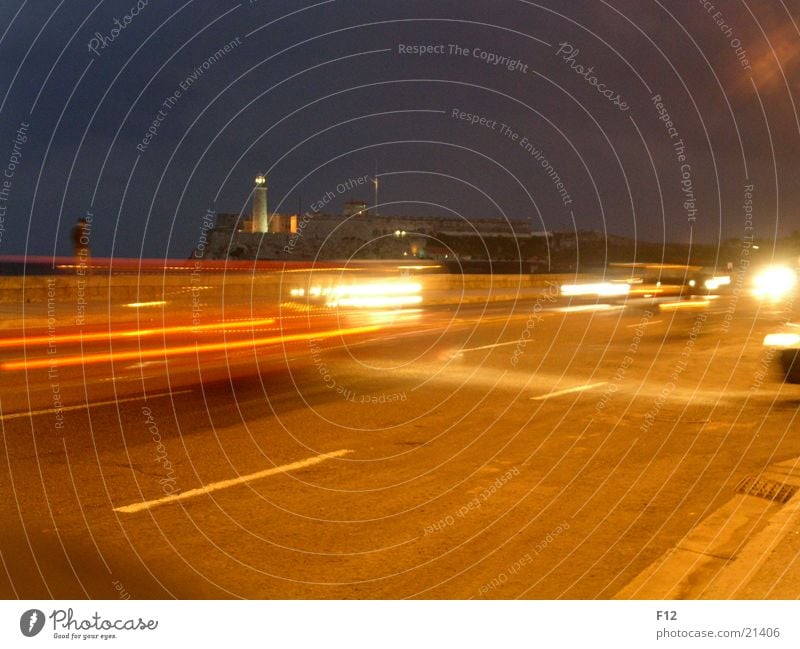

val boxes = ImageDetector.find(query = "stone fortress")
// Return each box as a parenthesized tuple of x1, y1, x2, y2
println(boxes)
(197, 175, 538, 261)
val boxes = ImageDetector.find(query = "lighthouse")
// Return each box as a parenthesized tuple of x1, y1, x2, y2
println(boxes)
(253, 175, 268, 233)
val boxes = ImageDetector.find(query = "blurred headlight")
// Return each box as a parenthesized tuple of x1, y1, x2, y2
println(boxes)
(560, 282, 630, 297)
(752, 266, 797, 301)
(659, 299, 710, 311)
(763, 333, 800, 347)
(704, 275, 731, 290)
(324, 282, 422, 308)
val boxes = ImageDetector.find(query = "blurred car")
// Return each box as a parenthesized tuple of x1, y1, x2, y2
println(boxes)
(763, 324, 800, 383)
(560, 263, 728, 312)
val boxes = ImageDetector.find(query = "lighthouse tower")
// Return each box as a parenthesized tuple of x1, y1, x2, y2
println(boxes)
(253, 175, 268, 233)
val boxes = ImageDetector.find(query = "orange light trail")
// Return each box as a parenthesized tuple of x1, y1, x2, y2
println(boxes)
(658, 300, 710, 311)
(0, 318, 278, 349)
(1, 325, 380, 371)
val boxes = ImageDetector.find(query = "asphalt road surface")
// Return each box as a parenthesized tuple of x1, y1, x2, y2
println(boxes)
(1, 291, 797, 599)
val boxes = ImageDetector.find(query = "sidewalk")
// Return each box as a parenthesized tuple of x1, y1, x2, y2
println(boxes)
(616, 457, 800, 599)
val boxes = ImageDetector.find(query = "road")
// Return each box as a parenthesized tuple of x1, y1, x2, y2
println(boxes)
(0, 289, 797, 599)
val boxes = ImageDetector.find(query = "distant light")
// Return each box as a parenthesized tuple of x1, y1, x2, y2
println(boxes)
(688, 280, 696, 287)
(255, 175, 266, 185)
(124, 301, 167, 308)
(395, 230, 401, 236)
(764, 332, 800, 347)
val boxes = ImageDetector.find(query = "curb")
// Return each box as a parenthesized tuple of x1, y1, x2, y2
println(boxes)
(615, 458, 800, 599)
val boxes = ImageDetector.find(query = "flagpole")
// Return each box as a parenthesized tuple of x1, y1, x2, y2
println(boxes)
(373, 161, 379, 216)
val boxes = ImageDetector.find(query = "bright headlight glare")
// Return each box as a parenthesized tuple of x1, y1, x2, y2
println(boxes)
(763, 333, 800, 347)
(705, 276, 731, 290)
(752, 266, 797, 300)
(560, 282, 629, 297)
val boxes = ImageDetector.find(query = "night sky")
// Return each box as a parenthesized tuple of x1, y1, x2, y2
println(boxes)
(0, 0, 798, 259)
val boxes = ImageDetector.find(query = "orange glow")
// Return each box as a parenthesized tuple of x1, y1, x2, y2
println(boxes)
(294, 281, 423, 308)
(1, 325, 379, 371)
(560, 282, 629, 297)
(123, 301, 167, 308)
(628, 287, 664, 296)
(658, 300, 710, 311)
(0, 318, 278, 349)
(396, 265, 441, 270)
(0, 253, 393, 274)
(325, 282, 422, 308)
(745, 21, 800, 93)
